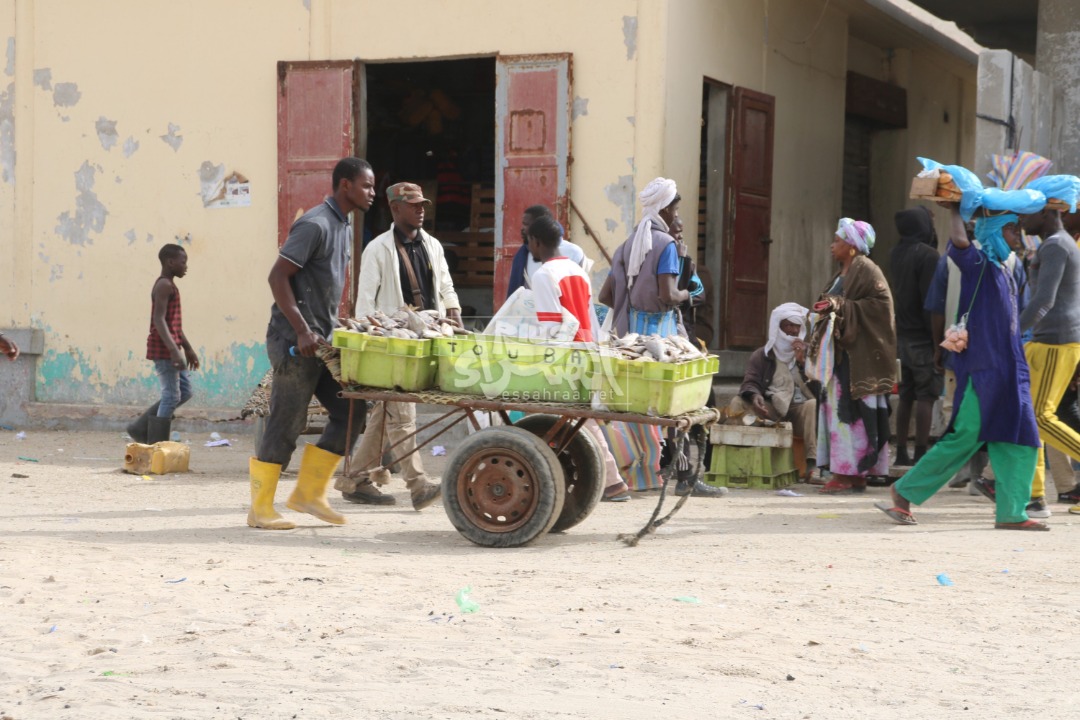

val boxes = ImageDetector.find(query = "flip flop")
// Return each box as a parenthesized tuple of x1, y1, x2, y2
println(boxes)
(994, 520, 1050, 531)
(875, 502, 918, 525)
(818, 480, 866, 495)
(602, 491, 631, 503)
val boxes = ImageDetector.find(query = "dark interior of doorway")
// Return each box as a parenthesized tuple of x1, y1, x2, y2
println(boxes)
(363, 57, 497, 318)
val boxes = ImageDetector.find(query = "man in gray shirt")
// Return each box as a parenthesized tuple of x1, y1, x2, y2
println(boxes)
(247, 157, 377, 531)
(1017, 206, 1080, 519)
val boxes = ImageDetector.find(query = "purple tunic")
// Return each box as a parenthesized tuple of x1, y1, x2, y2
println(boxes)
(948, 243, 1040, 447)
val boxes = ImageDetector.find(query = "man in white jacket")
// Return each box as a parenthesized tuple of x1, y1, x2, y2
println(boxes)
(336, 182, 461, 509)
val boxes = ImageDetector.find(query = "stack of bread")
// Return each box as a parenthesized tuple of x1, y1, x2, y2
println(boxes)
(909, 168, 962, 201)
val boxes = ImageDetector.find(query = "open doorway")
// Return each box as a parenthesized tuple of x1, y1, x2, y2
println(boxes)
(362, 57, 497, 317)
(697, 79, 730, 352)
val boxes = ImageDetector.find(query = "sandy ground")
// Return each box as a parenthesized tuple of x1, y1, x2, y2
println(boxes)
(1, 428, 1078, 720)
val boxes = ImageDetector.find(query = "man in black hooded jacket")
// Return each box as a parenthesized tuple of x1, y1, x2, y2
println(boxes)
(889, 206, 942, 466)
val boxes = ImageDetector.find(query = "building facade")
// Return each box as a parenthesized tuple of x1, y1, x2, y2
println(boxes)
(0, 0, 978, 420)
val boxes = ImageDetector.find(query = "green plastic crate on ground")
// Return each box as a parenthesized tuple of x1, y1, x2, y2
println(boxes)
(708, 443, 796, 477)
(592, 354, 719, 416)
(704, 444, 796, 489)
(703, 468, 798, 490)
(434, 334, 594, 402)
(336, 333, 436, 391)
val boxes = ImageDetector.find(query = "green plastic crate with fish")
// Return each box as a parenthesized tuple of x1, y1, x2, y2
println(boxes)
(591, 334, 719, 416)
(332, 328, 437, 391)
(434, 334, 596, 402)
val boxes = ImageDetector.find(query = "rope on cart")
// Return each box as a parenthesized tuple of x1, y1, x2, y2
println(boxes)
(617, 427, 709, 546)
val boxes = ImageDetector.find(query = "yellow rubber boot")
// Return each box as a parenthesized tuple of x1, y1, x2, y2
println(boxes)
(247, 457, 296, 530)
(287, 444, 346, 525)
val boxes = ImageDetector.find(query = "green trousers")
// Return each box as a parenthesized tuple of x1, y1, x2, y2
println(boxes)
(894, 379, 1035, 524)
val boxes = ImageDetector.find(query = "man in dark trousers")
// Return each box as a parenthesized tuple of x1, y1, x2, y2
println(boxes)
(246, 157, 376, 530)
(889, 206, 941, 466)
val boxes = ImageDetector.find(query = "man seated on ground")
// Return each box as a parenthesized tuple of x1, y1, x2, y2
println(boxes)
(729, 303, 818, 480)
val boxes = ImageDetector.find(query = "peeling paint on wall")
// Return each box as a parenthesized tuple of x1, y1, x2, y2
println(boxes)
(125, 229, 137, 246)
(572, 96, 589, 120)
(33, 68, 51, 90)
(52, 82, 81, 107)
(303, 0, 311, 10)
(604, 174, 636, 237)
(626, 116, 635, 126)
(199, 161, 225, 204)
(4, 38, 13, 77)
(0, 80, 13, 183)
(54, 161, 108, 246)
(49, 265, 63, 282)
(36, 342, 271, 407)
(95, 117, 118, 151)
(160, 123, 183, 151)
(622, 16, 638, 60)
(122, 136, 139, 158)
(605, 218, 618, 233)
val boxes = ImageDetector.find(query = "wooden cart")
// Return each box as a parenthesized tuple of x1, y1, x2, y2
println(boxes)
(339, 387, 721, 548)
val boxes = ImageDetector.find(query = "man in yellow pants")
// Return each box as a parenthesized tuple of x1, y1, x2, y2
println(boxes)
(1013, 206, 1080, 518)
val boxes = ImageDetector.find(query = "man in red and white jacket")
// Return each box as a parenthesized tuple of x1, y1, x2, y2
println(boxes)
(526, 215, 596, 342)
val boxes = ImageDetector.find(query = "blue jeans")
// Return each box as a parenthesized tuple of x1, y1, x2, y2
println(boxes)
(154, 359, 193, 417)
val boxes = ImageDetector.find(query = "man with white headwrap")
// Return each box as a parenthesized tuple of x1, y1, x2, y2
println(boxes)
(730, 303, 818, 479)
(599, 178, 726, 498)
(599, 177, 690, 337)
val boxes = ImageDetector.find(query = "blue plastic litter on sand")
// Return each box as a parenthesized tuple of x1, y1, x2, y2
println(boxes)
(165, 577, 187, 584)
(936, 573, 954, 586)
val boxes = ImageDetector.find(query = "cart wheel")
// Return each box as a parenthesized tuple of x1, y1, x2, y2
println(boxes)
(442, 426, 566, 548)
(514, 414, 605, 533)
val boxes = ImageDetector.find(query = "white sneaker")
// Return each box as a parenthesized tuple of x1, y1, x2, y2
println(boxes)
(1026, 497, 1051, 519)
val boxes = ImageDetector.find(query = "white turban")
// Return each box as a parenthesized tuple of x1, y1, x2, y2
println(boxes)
(764, 302, 809, 366)
(627, 177, 678, 287)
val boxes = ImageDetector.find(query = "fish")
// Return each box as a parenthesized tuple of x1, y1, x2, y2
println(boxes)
(643, 336, 671, 362)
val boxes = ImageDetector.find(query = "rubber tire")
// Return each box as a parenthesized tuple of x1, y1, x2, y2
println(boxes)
(514, 414, 606, 533)
(442, 426, 566, 548)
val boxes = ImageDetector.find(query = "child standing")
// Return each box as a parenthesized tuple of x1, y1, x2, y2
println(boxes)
(127, 244, 198, 443)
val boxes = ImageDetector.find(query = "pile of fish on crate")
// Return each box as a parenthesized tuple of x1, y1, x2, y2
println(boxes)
(332, 307, 719, 416)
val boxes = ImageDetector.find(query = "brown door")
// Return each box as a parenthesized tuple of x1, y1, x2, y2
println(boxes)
(277, 60, 357, 315)
(493, 54, 572, 310)
(723, 87, 774, 349)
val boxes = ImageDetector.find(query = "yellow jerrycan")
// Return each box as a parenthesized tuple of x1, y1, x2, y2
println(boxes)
(123, 441, 191, 475)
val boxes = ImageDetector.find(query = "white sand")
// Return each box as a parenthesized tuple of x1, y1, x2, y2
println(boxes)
(0, 429, 1074, 719)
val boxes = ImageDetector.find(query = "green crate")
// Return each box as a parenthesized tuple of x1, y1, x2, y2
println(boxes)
(434, 334, 595, 402)
(704, 469, 798, 490)
(703, 444, 797, 489)
(337, 333, 436, 391)
(592, 354, 718, 416)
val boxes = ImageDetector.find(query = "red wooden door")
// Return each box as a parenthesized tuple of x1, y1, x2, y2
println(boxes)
(277, 60, 357, 315)
(723, 87, 775, 349)
(493, 54, 572, 310)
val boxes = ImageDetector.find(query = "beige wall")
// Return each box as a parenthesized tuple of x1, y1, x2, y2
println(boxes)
(860, 42, 977, 277)
(1, 0, 643, 408)
(661, 0, 849, 312)
(1, 0, 977, 409)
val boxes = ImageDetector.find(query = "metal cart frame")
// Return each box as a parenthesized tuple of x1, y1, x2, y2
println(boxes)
(339, 387, 721, 547)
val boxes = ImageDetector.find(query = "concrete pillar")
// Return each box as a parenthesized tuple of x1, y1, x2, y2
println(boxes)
(1037, 0, 1080, 172)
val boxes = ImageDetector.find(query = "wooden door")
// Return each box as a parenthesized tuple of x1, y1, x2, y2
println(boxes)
(723, 87, 774, 349)
(493, 54, 572, 310)
(277, 60, 357, 315)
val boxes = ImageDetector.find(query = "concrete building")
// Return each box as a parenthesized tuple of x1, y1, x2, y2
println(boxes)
(0, 0, 980, 424)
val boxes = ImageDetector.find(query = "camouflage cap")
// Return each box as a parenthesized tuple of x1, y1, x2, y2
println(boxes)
(386, 182, 431, 204)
